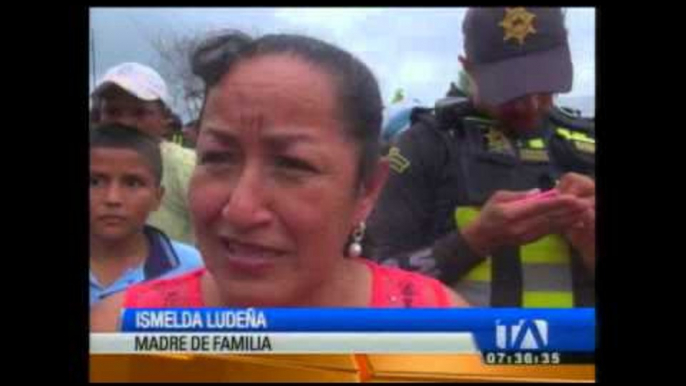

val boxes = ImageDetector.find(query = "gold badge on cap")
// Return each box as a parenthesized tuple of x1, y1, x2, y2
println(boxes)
(499, 7, 537, 45)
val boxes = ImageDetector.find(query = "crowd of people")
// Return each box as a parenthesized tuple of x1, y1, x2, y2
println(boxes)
(90, 7, 595, 331)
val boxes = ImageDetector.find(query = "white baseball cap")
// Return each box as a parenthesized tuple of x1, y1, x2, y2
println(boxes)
(92, 62, 171, 107)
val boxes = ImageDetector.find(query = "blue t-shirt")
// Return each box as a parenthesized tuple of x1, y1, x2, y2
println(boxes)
(89, 226, 203, 307)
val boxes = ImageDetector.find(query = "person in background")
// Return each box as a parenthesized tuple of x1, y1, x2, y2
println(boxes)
(181, 119, 199, 149)
(90, 123, 203, 307)
(91, 62, 197, 245)
(367, 7, 595, 307)
(164, 113, 185, 146)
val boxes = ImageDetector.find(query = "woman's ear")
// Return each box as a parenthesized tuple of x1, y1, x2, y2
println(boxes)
(353, 158, 389, 224)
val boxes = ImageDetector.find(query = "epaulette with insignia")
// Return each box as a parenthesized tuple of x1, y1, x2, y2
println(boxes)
(387, 146, 411, 174)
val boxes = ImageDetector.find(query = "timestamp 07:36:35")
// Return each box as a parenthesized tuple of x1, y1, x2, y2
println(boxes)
(483, 351, 562, 365)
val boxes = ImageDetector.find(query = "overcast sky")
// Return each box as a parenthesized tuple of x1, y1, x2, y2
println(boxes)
(90, 7, 595, 119)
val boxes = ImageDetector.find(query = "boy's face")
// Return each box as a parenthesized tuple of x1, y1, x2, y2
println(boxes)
(90, 147, 164, 242)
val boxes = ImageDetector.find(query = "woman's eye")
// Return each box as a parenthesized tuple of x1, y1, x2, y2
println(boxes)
(275, 156, 317, 173)
(199, 152, 238, 165)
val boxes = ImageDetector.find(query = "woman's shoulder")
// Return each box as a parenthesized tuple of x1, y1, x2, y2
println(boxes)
(124, 268, 206, 309)
(91, 269, 206, 332)
(360, 259, 458, 308)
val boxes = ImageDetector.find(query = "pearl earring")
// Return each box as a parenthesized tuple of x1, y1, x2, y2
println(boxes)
(348, 222, 366, 258)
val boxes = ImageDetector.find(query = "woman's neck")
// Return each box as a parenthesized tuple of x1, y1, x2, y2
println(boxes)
(201, 257, 372, 307)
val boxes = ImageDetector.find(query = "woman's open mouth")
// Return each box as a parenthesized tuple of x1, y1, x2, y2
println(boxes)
(219, 238, 288, 276)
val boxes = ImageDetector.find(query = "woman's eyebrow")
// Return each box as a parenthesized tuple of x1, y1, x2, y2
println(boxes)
(202, 127, 240, 147)
(263, 132, 318, 152)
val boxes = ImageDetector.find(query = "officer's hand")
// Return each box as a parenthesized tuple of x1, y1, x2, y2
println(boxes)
(461, 189, 591, 257)
(557, 173, 596, 274)
(557, 172, 595, 206)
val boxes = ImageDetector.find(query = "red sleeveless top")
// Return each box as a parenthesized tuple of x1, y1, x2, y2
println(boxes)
(123, 258, 452, 308)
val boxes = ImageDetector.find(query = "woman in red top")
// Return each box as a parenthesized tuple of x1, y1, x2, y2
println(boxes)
(91, 32, 467, 331)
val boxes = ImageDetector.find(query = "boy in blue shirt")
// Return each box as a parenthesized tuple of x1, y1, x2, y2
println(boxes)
(90, 123, 203, 307)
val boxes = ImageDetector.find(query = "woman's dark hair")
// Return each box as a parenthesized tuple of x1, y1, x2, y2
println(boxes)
(191, 31, 383, 186)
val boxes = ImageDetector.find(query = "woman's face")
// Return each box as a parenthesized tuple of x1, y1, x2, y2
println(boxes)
(191, 54, 382, 306)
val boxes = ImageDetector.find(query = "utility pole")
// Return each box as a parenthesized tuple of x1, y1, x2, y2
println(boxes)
(90, 26, 96, 90)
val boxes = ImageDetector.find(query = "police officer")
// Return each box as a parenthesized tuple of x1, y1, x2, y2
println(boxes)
(367, 7, 595, 307)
